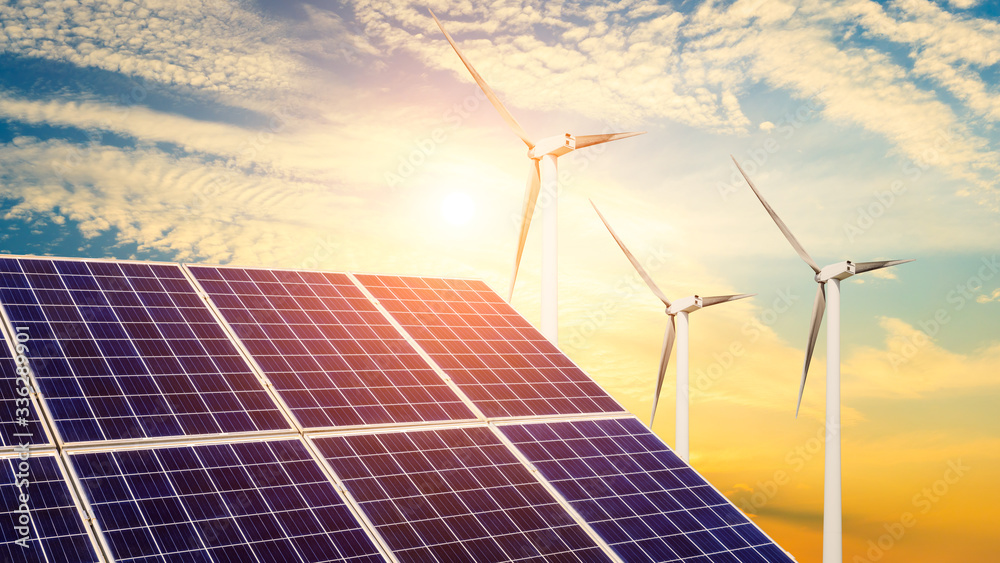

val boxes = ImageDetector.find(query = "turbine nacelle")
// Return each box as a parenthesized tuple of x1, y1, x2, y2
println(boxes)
(528, 134, 576, 159)
(667, 295, 703, 315)
(816, 261, 856, 283)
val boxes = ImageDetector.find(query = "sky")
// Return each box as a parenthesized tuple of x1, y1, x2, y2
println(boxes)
(1, 0, 998, 560)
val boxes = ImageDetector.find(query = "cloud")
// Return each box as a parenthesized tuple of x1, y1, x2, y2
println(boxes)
(0, 0, 299, 98)
(0, 136, 362, 266)
(976, 288, 1000, 303)
(346, 0, 998, 199)
(842, 0, 1000, 122)
(843, 316, 1000, 398)
(354, 0, 750, 133)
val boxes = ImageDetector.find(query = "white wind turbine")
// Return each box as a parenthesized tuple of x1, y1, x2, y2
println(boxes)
(431, 10, 644, 345)
(731, 156, 913, 563)
(591, 200, 753, 462)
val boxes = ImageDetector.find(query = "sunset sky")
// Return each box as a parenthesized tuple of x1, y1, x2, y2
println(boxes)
(1, 0, 999, 561)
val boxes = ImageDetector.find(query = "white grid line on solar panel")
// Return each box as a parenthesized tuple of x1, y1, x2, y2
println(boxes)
(0, 354, 50, 448)
(0, 258, 289, 443)
(185, 266, 475, 428)
(69, 438, 386, 563)
(312, 426, 614, 563)
(345, 271, 488, 424)
(1, 454, 102, 562)
(500, 419, 796, 563)
(354, 274, 625, 419)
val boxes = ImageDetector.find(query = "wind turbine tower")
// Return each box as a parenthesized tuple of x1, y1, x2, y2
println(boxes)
(591, 200, 753, 462)
(732, 156, 913, 563)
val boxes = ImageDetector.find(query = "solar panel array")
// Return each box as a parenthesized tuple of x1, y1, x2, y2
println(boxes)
(0, 258, 289, 443)
(0, 256, 796, 562)
(1, 356, 48, 448)
(313, 426, 611, 563)
(0, 453, 99, 562)
(70, 439, 383, 563)
(355, 275, 625, 418)
(186, 266, 475, 429)
(501, 419, 795, 563)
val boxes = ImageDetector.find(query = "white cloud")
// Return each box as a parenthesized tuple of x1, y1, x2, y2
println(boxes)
(977, 288, 1000, 303)
(844, 316, 1000, 397)
(0, 0, 299, 97)
(347, 0, 999, 199)
(0, 137, 362, 266)
(944, 0, 981, 8)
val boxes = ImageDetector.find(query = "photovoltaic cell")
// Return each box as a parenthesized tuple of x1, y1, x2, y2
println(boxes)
(71, 439, 385, 563)
(501, 418, 796, 563)
(0, 258, 289, 443)
(355, 275, 625, 418)
(0, 357, 48, 448)
(313, 426, 612, 563)
(187, 266, 475, 428)
(1, 454, 99, 562)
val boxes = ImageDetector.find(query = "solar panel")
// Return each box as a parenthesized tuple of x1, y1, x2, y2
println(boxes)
(1, 453, 100, 562)
(69, 438, 386, 563)
(0, 258, 290, 443)
(186, 266, 477, 428)
(500, 418, 796, 563)
(355, 275, 626, 418)
(0, 255, 798, 562)
(312, 425, 615, 562)
(0, 356, 49, 448)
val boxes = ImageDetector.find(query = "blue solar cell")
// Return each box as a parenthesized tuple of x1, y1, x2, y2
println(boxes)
(501, 418, 796, 562)
(187, 266, 475, 428)
(71, 439, 385, 563)
(0, 355, 48, 447)
(0, 258, 290, 442)
(0, 454, 99, 562)
(355, 274, 626, 418)
(313, 426, 613, 563)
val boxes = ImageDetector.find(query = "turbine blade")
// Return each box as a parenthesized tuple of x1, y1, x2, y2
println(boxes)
(796, 283, 826, 417)
(574, 132, 646, 149)
(590, 200, 671, 307)
(701, 293, 755, 307)
(854, 259, 915, 274)
(730, 155, 821, 274)
(430, 10, 535, 149)
(507, 160, 542, 301)
(650, 316, 676, 428)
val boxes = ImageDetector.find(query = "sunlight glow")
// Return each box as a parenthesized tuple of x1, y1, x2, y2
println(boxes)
(441, 191, 476, 226)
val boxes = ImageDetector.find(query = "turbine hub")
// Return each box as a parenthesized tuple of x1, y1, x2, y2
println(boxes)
(527, 133, 576, 159)
(667, 295, 703, 314)
(816, 260, 856, 282)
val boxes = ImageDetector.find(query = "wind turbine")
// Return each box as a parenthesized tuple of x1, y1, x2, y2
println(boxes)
(430, 10, 644, 345)
(591, 200, 753, 462)
(731, 156, 913, 563)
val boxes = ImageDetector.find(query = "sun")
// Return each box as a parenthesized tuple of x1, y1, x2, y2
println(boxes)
(440, 191, 476, 226)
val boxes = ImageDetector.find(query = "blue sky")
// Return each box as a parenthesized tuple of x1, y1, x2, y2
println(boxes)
(0, 0, 998, 560)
